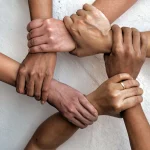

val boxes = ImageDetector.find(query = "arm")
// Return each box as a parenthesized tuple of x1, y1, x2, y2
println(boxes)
(16, 0, 57, 103)
(25, 73, 142, 150)
(104, 25, 150, 149)
(27, 3, 150, 58)
(123, 105, 150, 150)
(28, 0, 52, 20)
(93, 0, 138, 23)
(0, 53, 142, 149)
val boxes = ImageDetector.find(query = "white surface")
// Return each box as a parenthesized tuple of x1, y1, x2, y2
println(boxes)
(0, 0, 150, 149)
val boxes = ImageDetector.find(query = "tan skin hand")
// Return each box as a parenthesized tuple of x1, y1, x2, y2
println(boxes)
(16, 53, 56, 103)
(90, 73, 143, 117)
(104, 25, 148, 79)
(48, 80, 98, 129)
(27, 18, 76, 53)
(63, 4, 111, 57)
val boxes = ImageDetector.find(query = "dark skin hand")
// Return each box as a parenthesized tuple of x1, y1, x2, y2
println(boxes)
(104, 25, 148, 79)
(16, 53, 56, 102)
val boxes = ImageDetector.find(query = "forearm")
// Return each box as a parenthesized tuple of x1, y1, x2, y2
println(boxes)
(0, 53, 19, 86)
(28, 0, 52, 19)
(25, 95, 96, 150)
(123, 105, 150, 150)
(93, 0, 137, 24)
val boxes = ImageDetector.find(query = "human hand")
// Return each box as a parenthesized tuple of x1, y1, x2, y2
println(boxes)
(104, 25, 148, 79)
(27, 18, 75, 53)
(63, 4, 111, 57)
(16, 53, 56, 103)
(48, 79, 98, 129)
(88, 73, 143, 117)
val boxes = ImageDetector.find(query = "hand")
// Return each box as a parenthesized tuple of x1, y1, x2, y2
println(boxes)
(27, 18, 75, 53)
(63, 4, 111, 57)
(16, 53, 56, 103)
(88, 73, 143, 117)
(48, 79, 98, 129)
(104, 25, 148, 79)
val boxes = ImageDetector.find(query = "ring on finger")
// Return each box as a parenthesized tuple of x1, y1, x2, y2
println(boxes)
(120, 82, 126, 90)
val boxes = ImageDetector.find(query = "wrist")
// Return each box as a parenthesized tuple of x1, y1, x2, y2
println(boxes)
(86, 92, 103, 116)
(103, 30, 112, 53)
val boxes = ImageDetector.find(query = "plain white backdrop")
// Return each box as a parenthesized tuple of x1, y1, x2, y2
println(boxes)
(0, 0, 150, 149)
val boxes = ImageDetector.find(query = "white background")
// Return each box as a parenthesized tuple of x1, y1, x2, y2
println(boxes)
(0, 0, 150, 149)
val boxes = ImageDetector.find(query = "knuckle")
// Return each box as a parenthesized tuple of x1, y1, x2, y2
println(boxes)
(111, 92, 119, 99)
(19, 66, 27, 76)
(68, 105, 76, 114)
(113, 44, 123, 53)
(113, 103, 121, 113)
(45, 19, 51, 25)
(30, 71, 36, 77)
(38, 72, 44, 79)
(42, 87, 49, 93)
(84, 14, 91, 20)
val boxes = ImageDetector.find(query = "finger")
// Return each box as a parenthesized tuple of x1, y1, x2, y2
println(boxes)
(122, 27, 132, 45)
(132, 28, 140, 53)
(27, 19, 44, 32)
(26, 78, 35, 97)
(140, 33, 148, 56)
(63, 16, 73, 31)
(80, 96, 98, 117)
(83, 3, 94, 11)
(74, 108, 93, 125)
(121, 96, 143, 111)
(70, 14, 80, 22)
(70, 118, 87, 129)
(111, 25, 123, 53)
(109, 73, 133, 83)
(27, 27, 45, 40)
(41, 75, 52, 103)
(16, 74, 26, 94)
(29, 44, 51, 53)
(34, 78, 43, 101)
(70, 48, 86, 57)
(121, 87, 143, 99)
(118, 79, 139, 90)
(28, 35, 48, 48)
(76, 9, 86, 16)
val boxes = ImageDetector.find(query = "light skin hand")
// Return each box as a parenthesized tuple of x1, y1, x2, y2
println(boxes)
(63, 4, 111, 57)
(104, 25, 148, 79)
(16, 53, 56, 103)
(48, 80, 98, 129)
(27, 18, 76, 53)
(89, 73, 143, 117)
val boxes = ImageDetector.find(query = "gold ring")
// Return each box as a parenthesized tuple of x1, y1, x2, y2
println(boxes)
(120, 82, 125, 90)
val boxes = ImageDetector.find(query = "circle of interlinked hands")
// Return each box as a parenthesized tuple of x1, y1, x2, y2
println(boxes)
(17, 4, 147, 128)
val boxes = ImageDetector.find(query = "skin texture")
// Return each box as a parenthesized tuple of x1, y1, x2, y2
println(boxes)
(104, 25, 150, 150)
(17, 0, 99, 127)
(27, 4, 150, 58)
(0, 53, 98, 128)
(25, 73, 143, 150)
(0, 53, 143, 149)
(16, 0, 57, 103)
(24, 25, 147, 150)
(104, 25, 147, 79)
(27, 18, 76, 52)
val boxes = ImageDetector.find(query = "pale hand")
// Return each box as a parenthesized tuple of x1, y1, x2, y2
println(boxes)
(27, 18, 76, 53)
